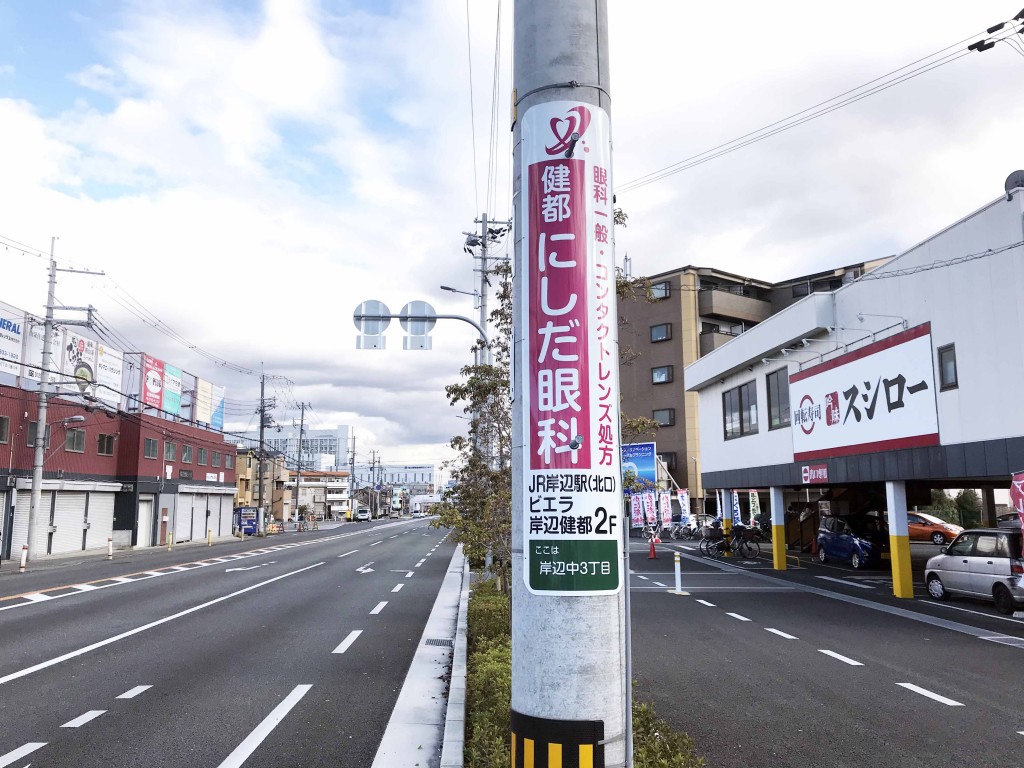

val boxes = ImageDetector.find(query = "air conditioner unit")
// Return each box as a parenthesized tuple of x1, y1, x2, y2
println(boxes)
(5, 476, 16, 488)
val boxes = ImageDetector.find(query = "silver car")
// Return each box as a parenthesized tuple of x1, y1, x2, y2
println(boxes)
(925, 528, 1024, 614)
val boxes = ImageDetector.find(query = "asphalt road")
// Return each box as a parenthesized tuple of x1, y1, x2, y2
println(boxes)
(0, 519, 455, 768)
(630, 539, 1024, 768)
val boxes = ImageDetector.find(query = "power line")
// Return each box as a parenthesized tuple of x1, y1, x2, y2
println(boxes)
(465, 0, 480, 212)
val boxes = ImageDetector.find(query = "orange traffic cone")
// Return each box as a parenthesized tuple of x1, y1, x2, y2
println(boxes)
(648, 538, 657, 559)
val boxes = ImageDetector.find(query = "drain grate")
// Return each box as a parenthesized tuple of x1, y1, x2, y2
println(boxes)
(425, 638, 454, 647)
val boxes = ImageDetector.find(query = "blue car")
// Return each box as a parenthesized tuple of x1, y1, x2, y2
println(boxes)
(817, 515, 884, 569)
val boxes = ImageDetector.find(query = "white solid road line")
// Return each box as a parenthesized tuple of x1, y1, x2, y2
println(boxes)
(392, 584, 404, 593)
(765, 628, 798, 640)
(332, 631, 363, 654)
(61, 710, 107, 728)
(896, 683, 964, 706)
(726, 612, 751, 622)
(818, 650, 864, 666)
(337, 550, 359, 558)
(696, 599, 716, 607)
(117, 685, 153, 699)
(371, 601, 388, 615)
(0, 742, 46, 767)
(0, 562, 325, 687)
(370, 541, 383, 547)
(215, 685, 313, 768)
(815, 576, 874, 589)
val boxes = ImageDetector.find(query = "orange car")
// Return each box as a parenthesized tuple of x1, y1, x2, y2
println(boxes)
(906, 512, 963, 545)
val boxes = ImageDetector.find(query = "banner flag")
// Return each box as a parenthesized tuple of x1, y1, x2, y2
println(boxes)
(1011, 471, 1024, 556)
(630, 494, 643, 529)
(659, 491, 672, 527)
(677, 489, 690, 527)
(643, 492, 657, 524)
(749, 490, 761, 526)
(731, 490, 742, 526)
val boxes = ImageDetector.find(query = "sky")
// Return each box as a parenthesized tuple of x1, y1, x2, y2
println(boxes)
(2, 0, 1022, 469)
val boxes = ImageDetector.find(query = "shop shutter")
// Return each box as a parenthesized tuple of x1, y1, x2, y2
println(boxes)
(136, 498, 155, 547)
(174, 494, 193, 542)
(193, 495, 208, 540)
(85, 492, 115, 551)
(218, 496, 233, 537)
(11, 491, 52, 557)
(52, 491, 87, 555)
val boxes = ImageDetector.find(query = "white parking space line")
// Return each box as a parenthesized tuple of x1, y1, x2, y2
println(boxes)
(696, 599, 716, 607)
(337, 550, 359, 558)
(0, 742, 47, 767)
(117, 685, 153, 699)
(726, 613, 751, 622)
(61, 710, 106, 728)
(896, 683, 964, 706)
(425, 552, 432, 556)
(818, 650, 864, 666)
(392, 584, 404, 593)
(652, 581, 666, 587)
(332, 631, 363, 654)
(636, 575, 649, 581)
(765, 628, 798, 640)
(23, 592, 54, 602)
(370, 601, 388, 615)
(815, 576, 874, 589)
(677, 545, 696, 551)
(215, 684, 313, 768)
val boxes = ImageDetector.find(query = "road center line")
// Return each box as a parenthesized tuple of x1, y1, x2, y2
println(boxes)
(61, 710, 106, 728)
(405, 571, 414, 578)
(337, 550, 359, 558)
(818, 649, 864, 666)
(370, 541, 383, 547)
(896, 683, 964, 706)
(392, 584, 404, 593)
(332, 631, 363, 654)
(215, 685, 313, 768)
(117, 685, 153, 699)
(0, 742, 46, 767)
(370, 601, 388, 615)
(0, 562, 325, 687)
(415, 560, 425, 567)
(726, 612, 751, 622)
(765, 628, 798, 640)
(696, 599, 716, 607)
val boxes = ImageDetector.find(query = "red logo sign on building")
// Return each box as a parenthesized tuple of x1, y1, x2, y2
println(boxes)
(801, 464, 829, 484)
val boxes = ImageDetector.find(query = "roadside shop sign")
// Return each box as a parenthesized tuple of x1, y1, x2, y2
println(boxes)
(622, 442, 657, 491)
(1011, 471, 1024, 556)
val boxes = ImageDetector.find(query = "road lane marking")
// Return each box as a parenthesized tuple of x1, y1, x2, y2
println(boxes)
(0, 563, 325, 687)
(696, 599, 716, 607)
(677, 545, 696, 550)
(73, 584, 99, 592)
(896, 683, 964, 706)
(389, 535, 398, 539)
(652, 581, 666, 587)
(215, 685, 313, 768)
(370, 541, 383, 547)
(117, 685, 153, 699)
(726, 613, 751, 622)
(370, 601, 388, 615)
(337, 550, 359, 558)
(415, 560, 425, 567)
(0, 743, 46, 767)
(61, 710, 106, 728)
(406, 571, 414, 578)
(815, 576, 874, 589)
(392, 584, 404, 593)
(332, 631, 363, 654)
(765, 628, 798, 640)
(636, 576, 649, 581)
(818, 650, 864, 666)
(23, 593, 54, 602)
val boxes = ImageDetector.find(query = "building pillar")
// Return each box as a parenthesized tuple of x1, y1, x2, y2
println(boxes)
(885, 481, 913, 598)
(981, 487, 997, 527)
(769, 486, 786, 570)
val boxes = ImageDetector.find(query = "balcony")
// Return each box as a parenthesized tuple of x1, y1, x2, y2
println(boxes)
(698, 288, 771, 324)
(699, 330, 737, 357)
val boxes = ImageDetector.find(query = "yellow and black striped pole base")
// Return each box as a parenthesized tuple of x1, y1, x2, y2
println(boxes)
(510, 710, 604, 767)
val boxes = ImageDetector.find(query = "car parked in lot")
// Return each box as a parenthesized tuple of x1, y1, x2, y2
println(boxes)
(997, 512, 1022, 530)
(925, 528, 1024, 614)
(817, 515, 885, 569)
(906, 512, 963, 544)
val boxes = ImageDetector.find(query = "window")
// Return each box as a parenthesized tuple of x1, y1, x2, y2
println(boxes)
(0, 415, 8, 444)
(652, 408, 675, 427)
(652, 365, 674, 384)
(906, 513, 925, 525)
(198, 448, 208, 466)
(650, 281, 671, 300)
(225, 453, 234, 469)
(212, 451, 221, 467)
(164, 442, 177, 462)
(947, 533, 976, 557)
(144, 437, 158, 459)
(659, 452, 677, 471)
(766, 368, 791, 429)
(792, 283, 810, 298)
(723, 381, 758, 439)
(974, 534, 998, 557)
(65, 428, 86, 453)
(182, 445, 194, 464)
(27, 421, 50, 448)
(650, 323, 672, 342)
(937, 344, 958, 390)
(97, 434, 115, 456)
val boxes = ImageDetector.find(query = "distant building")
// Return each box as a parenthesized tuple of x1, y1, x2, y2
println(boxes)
(236, 425, 352, 472)
(351, 463, 437, 496)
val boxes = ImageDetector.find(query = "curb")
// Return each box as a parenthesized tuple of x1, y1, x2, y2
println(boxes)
(439, 557, 470, 767)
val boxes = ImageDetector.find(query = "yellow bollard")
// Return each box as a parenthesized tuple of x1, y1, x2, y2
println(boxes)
(208, 528, 212, 546)
(167, 531, 174, 551)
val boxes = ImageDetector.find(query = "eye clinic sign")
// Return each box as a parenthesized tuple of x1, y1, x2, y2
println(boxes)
(790, 323, 939, 461)
(518, 101, 622, 596)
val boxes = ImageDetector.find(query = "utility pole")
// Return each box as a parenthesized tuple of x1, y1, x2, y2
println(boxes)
(256, 371, 272, 534)
(293, 403, 307, 524)
(26, 239, 103, 565)
(511, 1, 629, 765)
(348, 431, 356, 519)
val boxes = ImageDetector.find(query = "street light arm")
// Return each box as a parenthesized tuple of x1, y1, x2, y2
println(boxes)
(353, 313, 488, 345)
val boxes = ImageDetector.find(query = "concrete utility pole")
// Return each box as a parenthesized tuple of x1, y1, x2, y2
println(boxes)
(348, 431, 356, 519)
(511, 1, 629, 765)
(294, 402, 307, 523)
(257, 371, 266, 533)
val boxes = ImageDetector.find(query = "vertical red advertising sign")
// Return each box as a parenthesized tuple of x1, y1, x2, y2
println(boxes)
(520, 101, 621, 595)
(141, 354, 164, 410)
(1011, 471, 1024, 556)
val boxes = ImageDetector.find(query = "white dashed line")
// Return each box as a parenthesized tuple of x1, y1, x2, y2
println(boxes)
(370, 541, 383, 547)
(332, 631, 363, 654)
(896, 683, 963, 706)
(405, 571, 414, 578)
(337, 550, 359, 558)
(818, 650, 863, 666)
(23, 593, 54, 602)
(0, 742, 47, 767)
(636, 575, 649, 581)
(389, 535, 398, 539)
(652, 581, 666, 588)
(392, 584, 404, 593)
(215, 685, 313, 768)
(73, 584, 99, 592)
(117, 685, 153, 699)
(61, 710, 106, 728)
(726, 613, 751, 622)
(765, 628, 798, 640)
(370, 601, 388, 615)
(415, 560, 425, 567)
(696, 599, 716, 607)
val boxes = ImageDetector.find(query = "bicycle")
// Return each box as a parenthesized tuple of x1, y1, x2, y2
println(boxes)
(706, 526, 761, 559)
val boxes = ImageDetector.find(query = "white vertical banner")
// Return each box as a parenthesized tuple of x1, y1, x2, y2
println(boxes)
(731, 490, 742, 526)
(677, 489, 691, 526)
(749, 490, 761, 525)
(630, 493, 643, 529)
(659, 491, 672, 528)
(642, 492, 656, 524)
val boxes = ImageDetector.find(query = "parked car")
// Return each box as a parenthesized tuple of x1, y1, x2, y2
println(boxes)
(817, 515, 885, 569)
(997, 512, 1022, 530)
(355, 507, 371, 522)
(906, 512, 963, 545)
(925, 528, 1024, 615)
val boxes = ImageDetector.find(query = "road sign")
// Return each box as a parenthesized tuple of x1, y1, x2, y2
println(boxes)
(354, 300, 391, 349)
(400, 300, 436, 350)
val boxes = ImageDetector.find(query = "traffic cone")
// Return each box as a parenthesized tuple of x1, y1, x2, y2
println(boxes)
(648, 538, 657, 559)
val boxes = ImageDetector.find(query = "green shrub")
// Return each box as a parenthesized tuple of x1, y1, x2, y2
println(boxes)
(633, 701, 705, 768)
(466, 579, 511, 655)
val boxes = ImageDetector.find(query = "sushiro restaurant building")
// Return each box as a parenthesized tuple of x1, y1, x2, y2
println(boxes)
(685, 175, 1024, 598)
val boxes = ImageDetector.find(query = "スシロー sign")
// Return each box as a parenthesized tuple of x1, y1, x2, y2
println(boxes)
(519, 101, 622, 595)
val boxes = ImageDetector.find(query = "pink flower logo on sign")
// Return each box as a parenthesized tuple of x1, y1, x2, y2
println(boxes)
(546, 106, 591, 155)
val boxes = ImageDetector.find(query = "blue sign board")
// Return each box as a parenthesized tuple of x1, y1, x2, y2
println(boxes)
(621, 442, 657, 492)
(234, 506, 259, 535)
